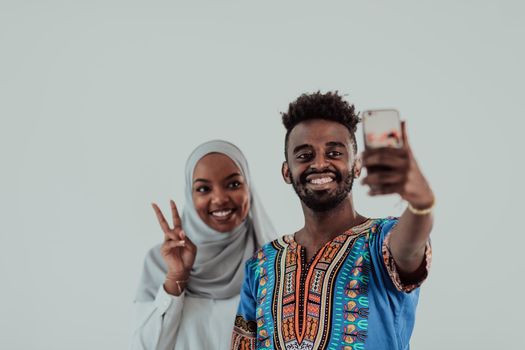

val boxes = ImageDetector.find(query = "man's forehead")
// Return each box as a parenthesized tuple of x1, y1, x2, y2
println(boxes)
(288, 119, 351, 147)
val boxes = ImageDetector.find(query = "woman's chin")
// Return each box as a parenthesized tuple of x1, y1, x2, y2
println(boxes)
(209, 221, 237, 233)
(205, 215, 240, 233)
(199, 209, 249, 233)
(210, 216, 250, 233)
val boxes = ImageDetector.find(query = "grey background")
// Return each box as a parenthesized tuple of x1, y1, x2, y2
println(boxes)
(1, 0, 524, 349)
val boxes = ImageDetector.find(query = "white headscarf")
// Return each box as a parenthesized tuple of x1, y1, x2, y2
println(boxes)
(181, 140, 275, 298)
(135, 140, 276, 302)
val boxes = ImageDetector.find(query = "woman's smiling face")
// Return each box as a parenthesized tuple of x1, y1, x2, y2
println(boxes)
(191, 153, 250, 233)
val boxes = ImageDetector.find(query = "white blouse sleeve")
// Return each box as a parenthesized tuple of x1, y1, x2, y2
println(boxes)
(129, 244, 184, 350)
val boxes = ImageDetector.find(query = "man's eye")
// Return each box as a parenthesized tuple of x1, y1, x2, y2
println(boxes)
(228, 181, 242, 189)
(297, 153, 313, 160)
(195, 186, 210, 193)
(328, 151, 342, 157)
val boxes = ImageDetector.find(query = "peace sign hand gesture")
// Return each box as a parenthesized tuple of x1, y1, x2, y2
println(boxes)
(151, 200, 197, 296)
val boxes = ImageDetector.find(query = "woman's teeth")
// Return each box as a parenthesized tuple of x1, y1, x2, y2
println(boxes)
(309, 177, 333, 185)
(211, 209, 233, 217)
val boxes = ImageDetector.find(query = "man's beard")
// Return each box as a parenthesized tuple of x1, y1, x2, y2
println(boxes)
(290, 166, 355, 212)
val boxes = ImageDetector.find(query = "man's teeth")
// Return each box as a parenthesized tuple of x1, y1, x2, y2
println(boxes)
(310, 177, 333, 185)
(211, 209, 233, 217)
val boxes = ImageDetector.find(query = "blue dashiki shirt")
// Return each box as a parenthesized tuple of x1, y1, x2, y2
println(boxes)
(231, 217, 431, 350)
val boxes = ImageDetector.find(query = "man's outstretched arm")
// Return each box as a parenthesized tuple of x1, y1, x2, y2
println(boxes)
(361, 121, 434, 281)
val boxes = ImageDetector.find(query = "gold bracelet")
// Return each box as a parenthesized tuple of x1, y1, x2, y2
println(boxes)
(166, 276, 189, 295)
(407, 198, 435, 216)
(175, 280, 189, 295)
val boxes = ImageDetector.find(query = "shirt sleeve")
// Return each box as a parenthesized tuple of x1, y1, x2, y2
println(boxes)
(231, 257, 258, 350)
(373, 218, 432, 293)
(129, 245, 185, 350)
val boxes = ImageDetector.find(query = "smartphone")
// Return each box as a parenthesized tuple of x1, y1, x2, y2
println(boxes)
(362, 109, 403, 181)
(362, 109, 403, 149)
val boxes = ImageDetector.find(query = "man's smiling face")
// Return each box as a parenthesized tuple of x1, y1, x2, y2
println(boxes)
(282, 119, 360, 212)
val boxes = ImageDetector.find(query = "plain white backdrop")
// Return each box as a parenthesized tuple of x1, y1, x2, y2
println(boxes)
(1, 1, 524, 349)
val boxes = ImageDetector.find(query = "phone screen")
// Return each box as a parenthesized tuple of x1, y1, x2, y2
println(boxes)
(362, 109, 403, 149)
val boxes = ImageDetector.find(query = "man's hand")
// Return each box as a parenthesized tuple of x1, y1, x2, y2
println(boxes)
(361, 121, 434, 208)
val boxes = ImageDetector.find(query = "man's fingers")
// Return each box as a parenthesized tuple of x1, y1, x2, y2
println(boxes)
(363, 155, 407, 169)
(362, 172, 406, 186)
(368, 184, 403, 196)
(152, 203, 171, 234)
(363, 147, 407, 158)
(170, 200, 182, 229)
(401, 120, 415, 158)
(362, 151, 408, 170)
(401, 120, 408, 147)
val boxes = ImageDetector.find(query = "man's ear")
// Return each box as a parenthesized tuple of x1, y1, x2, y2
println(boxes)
(354, 155, 362, 178)
(282, 161, 292, 184)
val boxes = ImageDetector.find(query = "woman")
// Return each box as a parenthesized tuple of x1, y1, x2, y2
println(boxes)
(130, 140, 275, 350)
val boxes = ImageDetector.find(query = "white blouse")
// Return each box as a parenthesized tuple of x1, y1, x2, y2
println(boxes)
(130, 245, 239, 350)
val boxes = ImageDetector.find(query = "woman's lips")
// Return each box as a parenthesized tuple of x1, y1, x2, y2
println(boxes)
(209, 208, 236, 222)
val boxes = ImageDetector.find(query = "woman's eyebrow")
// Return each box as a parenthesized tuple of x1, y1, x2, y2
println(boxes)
(193, 178, 210, 184)
(224, 172, 242, 181)
(193, 173, 242, 184)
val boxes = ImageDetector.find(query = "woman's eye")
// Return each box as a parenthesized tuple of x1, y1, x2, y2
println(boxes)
(195, 186, 210, 193)
(228, 181, 242, 189)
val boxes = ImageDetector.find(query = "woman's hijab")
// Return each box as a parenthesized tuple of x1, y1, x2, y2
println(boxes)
(181, 140, 275, 298)
(136, 140, 276, 301)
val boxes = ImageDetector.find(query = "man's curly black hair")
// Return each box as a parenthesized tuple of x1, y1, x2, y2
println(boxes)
(281, 91, 360, 160)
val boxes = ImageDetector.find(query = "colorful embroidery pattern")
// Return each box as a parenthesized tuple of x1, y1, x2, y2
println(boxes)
(232, 218, 430, 350)
(261, 220, 374, 350)
(382, 233, 432, 293)
(255, 247, 275, 349)
(232, 315, 257, 349)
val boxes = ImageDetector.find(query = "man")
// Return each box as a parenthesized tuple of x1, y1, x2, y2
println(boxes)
(231, 91, 434, 350)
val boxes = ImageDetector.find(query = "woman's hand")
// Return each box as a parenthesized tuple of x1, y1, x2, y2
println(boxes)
(152, 200, 197, 296)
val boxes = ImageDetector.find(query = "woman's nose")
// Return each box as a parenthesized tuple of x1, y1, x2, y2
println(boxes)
(211, 189, 229, 206)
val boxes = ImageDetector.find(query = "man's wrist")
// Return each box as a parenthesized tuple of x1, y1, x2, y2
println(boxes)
(407, 196, 435, 215)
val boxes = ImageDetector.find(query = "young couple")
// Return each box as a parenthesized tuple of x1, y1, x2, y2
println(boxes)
(130, 91, 434, 350)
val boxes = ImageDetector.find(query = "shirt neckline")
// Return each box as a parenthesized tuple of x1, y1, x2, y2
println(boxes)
(287, 217, 375, 247)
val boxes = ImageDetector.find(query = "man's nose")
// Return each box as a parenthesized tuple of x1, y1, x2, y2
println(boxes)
(310, 154, 330, 171)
